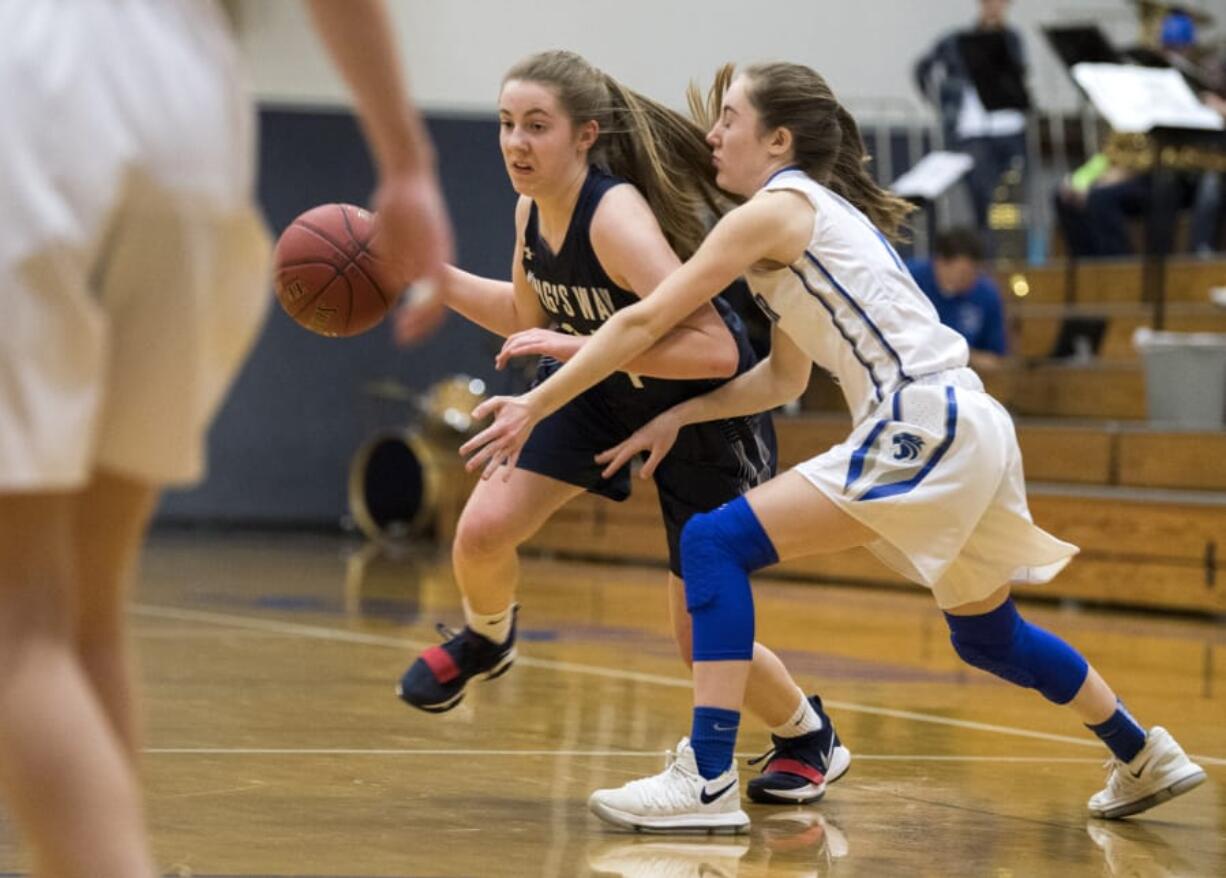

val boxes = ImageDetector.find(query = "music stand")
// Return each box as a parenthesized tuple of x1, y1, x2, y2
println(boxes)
(1043, 25, 1122, 70)
(1074, 63, 1225, 327)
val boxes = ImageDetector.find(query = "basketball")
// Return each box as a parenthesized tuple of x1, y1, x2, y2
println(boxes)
(273, 203, 399, 338)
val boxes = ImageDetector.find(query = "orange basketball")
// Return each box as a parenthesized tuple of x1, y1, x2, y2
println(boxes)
(273, 203, 398, 338)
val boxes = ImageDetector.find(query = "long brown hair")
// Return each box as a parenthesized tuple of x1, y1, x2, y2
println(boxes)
(690, 62, 914, 241)
(503, 51, 730, 260)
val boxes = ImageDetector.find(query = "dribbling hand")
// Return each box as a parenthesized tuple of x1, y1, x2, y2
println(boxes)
(393, 283, 448, 346)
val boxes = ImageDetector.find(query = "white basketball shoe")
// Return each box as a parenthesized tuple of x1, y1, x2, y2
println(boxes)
(588, 738, 750, 834)
(1088, 726, 1207, 819)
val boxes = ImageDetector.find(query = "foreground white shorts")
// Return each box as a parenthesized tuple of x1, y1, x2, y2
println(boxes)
(795, 370, 1078, 608)
(0, 1, 270, 490)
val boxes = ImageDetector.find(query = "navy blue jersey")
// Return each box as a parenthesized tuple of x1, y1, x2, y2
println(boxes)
(523, 166, 637, 337)
(514, 165, 777, 576)
(523, 165, 755, 411)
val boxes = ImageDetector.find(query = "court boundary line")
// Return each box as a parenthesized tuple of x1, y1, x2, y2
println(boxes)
(141, 747, 1118, 764)
(132, 603, 1226, 766)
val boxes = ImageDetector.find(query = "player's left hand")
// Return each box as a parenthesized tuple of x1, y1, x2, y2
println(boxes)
(594, 409, 682, 480)
(460, 394, 542, 480)
(495, 329, 582, 369)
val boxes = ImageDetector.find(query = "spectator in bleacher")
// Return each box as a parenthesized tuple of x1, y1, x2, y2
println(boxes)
(907, 228, 1008, 369)
(914, 0, 1029, 236)
(1191, 92, 1226, 255)
(1053, 11, 1224, 258)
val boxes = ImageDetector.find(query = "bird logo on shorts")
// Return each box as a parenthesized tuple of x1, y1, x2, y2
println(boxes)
(891, 432, 925, 462)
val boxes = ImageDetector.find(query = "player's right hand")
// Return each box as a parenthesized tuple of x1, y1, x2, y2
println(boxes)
(393, 284, 448, 346)
(594, 410, 682, 480)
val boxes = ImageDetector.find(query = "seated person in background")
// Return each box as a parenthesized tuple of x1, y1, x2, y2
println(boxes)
(906, 227, 1008, 369)
(1053, 142, 1211, 259)
(1054, 12, 1222, 258)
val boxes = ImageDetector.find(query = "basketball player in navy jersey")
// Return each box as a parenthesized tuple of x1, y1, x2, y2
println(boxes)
(395, 51, 849, 807)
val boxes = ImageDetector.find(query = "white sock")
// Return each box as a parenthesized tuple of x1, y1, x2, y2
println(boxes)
(771, 691, 822, 739)
(463, 600, 513, 644)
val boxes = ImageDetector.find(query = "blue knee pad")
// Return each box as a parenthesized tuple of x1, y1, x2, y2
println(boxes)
(945, 599, 1089, 705)
(680, 496, 778, 662)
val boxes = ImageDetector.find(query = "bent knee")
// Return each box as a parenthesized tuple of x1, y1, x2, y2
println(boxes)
(946, 600, 1088, 705)
(453, 509, 526, 559)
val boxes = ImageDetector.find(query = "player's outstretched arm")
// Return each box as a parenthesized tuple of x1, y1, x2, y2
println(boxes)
(458, 200, 786, 479)
(396, 198, 547, 345)
(582, 185, 738, 381)
(304, 0, 452, 286)
(593, 324, 810, 481)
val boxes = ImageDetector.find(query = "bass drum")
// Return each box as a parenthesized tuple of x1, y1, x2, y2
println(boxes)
(348, 430, 441, 543)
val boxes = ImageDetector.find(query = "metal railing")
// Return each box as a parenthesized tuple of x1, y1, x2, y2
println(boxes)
(844, 96, 1114, 264)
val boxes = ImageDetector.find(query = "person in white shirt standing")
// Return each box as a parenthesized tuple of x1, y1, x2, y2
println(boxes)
(0, 2, 449, 875)
(915, 0, 1029, 236)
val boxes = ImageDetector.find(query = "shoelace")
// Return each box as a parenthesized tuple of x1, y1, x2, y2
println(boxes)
(435, 622, 459, 641)
(433, 622, 480, 662)
(747, 745, 776, 769)
(622, 761, 698, 812)
(1101, 757, 1134, 793)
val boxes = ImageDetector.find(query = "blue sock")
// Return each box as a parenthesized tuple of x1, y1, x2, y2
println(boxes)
(691, 706, 740, 780)
(1087, 700, 1147, 763)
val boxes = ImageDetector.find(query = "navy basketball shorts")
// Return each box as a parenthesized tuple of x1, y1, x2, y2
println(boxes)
(515, 377, 778, 578)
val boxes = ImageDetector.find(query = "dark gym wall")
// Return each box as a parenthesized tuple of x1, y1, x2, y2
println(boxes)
(157, 107, 517, 528)
(157, 107, 912, 528)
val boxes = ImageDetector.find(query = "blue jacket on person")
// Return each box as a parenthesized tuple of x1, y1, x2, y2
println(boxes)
(906, 258, 1008, 356)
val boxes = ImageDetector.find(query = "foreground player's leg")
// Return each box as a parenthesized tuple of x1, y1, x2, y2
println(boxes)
(0, 493, 156, 878)
(944, 586, 1207, 819)
(74, 469, 159, 760)
(398, 469, 581, 712)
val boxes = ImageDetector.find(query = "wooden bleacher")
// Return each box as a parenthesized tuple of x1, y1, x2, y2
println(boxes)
(513, 258, 1226, 616)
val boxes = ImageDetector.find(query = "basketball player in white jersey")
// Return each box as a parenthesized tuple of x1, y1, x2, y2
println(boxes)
(0, 2, 448, 874)
(460, 62, 1206, 833)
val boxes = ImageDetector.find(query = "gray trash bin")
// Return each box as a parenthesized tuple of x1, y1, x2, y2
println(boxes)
(1133, 328, 1226, 428)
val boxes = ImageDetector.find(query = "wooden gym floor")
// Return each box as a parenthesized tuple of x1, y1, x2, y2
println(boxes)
(0, 531, 1221, 877)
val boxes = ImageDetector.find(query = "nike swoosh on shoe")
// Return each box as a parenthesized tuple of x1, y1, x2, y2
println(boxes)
(700, 781, 736, 804)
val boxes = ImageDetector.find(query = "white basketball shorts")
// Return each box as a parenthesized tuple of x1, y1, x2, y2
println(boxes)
(0, 1, 270, 490)
(794, 370, 1079, 608)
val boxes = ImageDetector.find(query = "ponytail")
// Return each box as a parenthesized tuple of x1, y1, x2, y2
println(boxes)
(829, 104, 914, 241)
(599, 75, 730, 259)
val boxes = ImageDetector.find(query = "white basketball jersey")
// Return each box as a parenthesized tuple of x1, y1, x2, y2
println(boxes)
(745, 170, 969, 425)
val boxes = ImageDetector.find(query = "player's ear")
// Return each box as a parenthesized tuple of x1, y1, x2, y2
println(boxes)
(576, 119, 599, 152)
(766, 125, 792, 159)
